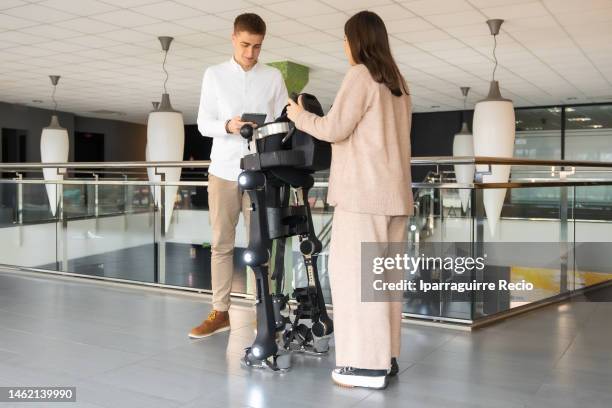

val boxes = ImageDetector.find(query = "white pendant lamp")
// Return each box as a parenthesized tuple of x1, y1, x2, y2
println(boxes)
(146, 37, 185, 233)
(145, 101, 159, 190)
(40, 75, 69, 217)
(472, 19, 516, 236)
(453, 86, 475, 213)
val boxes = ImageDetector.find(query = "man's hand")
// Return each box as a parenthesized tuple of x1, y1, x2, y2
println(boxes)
(226, 116, 257, 134)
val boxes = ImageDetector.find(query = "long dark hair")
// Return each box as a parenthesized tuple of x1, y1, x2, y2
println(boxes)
(344, 11, 408, 97)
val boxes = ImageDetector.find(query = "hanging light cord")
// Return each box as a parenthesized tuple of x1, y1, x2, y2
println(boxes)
(463, 94, 467, 110)
(51, 85, 58, 113)
(162, 49, 169, 94)
(492, 34, 498, 82)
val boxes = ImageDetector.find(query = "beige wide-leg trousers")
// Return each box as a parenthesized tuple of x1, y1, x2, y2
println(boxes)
(328, 209, 408, 370)
(208, 174, 251, 312)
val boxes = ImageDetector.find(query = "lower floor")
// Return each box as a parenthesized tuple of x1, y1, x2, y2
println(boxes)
(0, 270, 611, 408)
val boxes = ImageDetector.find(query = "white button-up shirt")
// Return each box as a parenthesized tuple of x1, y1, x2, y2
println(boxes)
(197, 58, 288, 181)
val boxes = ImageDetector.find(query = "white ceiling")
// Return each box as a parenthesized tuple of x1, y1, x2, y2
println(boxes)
(1, 0, 612, 124)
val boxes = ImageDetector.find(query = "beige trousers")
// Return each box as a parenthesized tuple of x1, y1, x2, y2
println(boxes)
(208, 174, 251, 312)
(328, 209, 408, 370)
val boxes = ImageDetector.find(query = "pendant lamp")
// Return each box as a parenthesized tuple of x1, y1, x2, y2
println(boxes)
(146, 37, 185, 233)
(40, 75, 69, 217)
(145, 101, 159, 194)
(452, 86, 475, 213)
(472, 19, 515, 236)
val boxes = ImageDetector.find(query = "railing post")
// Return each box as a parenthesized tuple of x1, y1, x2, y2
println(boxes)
(154, 168, 166, 285)
(14, 172, 23, 225)
(14, 173, 23, 246)
(123, 174, 129, 231)
(472, 171, 485, 321)
(93, 173, 99, 233)
(559, 171, 569, 293)
(57, 170, 68, 272)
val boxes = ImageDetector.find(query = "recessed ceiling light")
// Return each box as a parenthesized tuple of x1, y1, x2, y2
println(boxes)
(567, 117, 591, 122)
(566, 107, 575, 112)
(547, 107, 561, 113)
(591, 124, 603, 128)
(32, 99, 43, 103)
(430, 105, 440, 108)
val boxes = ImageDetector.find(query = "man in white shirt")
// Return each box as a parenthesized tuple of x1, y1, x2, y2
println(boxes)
(189, 13, 288, 338)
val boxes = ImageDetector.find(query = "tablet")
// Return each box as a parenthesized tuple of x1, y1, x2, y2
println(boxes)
(241, 113, 267, 127)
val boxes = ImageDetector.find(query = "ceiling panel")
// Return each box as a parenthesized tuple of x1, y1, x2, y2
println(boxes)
(348, 4, 413, 21)
(39, 0, 117, 16)
(402, 0, 473, 16)
(174, 0, 254, 13)
(54, 17, 121, 34)
(132, 1, 202, 20)
(300, 12, 348, 30)
(3, 3, 77, 23)
(0, 0, 610, 124)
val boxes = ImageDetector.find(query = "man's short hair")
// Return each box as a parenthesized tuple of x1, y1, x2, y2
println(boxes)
(234, 13, 266, 35)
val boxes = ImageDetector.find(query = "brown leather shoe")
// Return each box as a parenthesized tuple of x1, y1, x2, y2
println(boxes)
(188, 310, 230, 339)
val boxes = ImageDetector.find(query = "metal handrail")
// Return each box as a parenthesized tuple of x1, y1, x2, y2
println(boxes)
(0, 160, 211, 170)
(411, 180, 612, 189)
(411, 156, 612, 167)
(438, 169, 612, 175)
(0, 157, 611, 189)
(0, 179, 210, 186)
(0, 156, 611, 170)
(1, 178, 612, 189)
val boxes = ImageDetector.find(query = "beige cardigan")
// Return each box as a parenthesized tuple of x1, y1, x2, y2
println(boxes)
(295, 64, 413, 216)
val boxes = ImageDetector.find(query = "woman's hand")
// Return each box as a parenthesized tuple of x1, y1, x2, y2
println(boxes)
(286, 96, 304, 123)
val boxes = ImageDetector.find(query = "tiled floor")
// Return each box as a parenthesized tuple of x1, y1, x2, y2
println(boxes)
(0, 270, 611, 408)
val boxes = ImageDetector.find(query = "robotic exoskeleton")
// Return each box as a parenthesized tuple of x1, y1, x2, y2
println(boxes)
(238, 94, 334, 372)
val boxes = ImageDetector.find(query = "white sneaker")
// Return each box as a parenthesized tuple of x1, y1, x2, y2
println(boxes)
(331, 367, 388, 390)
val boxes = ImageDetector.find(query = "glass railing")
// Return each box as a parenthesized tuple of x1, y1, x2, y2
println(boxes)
(407, 156, 612, 324)
(1, 157, 611, 326)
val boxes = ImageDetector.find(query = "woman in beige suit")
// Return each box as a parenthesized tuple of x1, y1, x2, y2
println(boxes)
(286, 11, 413, 390)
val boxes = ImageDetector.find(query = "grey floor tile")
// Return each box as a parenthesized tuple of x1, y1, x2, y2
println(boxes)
(377, 373, 532, 407)
(567, 332, 612, 350)
(438, 330, 572, 367)
(89, 358, 245, 404)
(354, 386, 525, 408)
(555, 349, 612, 376)
(526, 383, 612, 408)
(540, 368, 612, 395)
(398, 361, 546, 394)
(179, 401, 233, 408)
(0, 349, 19, 362)
(231, 371, 372, 408)
(0, 308, 183, 356)
(414, 349, 550, 393)
(484, 317, 582, 341)
(93, 356, 369, 408)
(151, 341, 253, 378)
(0, 359, 81, 386)
(72, 379, 184, 408)
(2, 271, 612, 408)
(0, 403, 104, 408)
(0, 327, 145, 379)
(561, 340, 612, 360)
